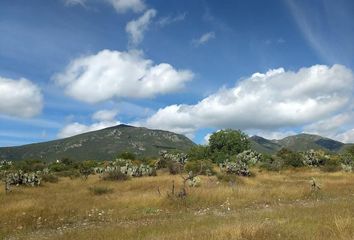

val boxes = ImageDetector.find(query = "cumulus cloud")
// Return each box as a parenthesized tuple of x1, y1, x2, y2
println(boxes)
(92, 109, 119, 122)
(303, 112, 354, 143)
(192, 32, 215, 46)
(0, 76, 43, 118)
(157, 12, 187, 27)
(58, 109, 120, 138)
(53, 49, 194, 103)
(137, 64, 354, 137)
(126, 9, 157, 46)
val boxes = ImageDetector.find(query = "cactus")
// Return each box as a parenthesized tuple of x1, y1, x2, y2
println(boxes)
(219, 150, 261, 176)
(301, 150, 328, 167)
(4, 170, 42, 192)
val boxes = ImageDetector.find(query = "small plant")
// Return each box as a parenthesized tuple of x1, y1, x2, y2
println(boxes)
(89, 186, 114, 195)
(41, 174, 59, 183)
(102, 170, 130, 181)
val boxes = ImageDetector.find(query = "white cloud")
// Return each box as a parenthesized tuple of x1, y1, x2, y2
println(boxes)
(303, 112, 354, 143)
(0, 76, 43, 118)
(335, 129, 354, 143)
(106, 0, 146, 13)
(58, 109, 120, 138)
(137, 65, 354, 137)
(192, 32, 215, 46)
(126, 9, 157, 46)
(53, 49, 194, 103)
(248, 130, 297, 140)
(92, 109, 119, 122)
(63, 0, 145, 13)
(157, 12, 187, 27)
(203, 133, 212, 144)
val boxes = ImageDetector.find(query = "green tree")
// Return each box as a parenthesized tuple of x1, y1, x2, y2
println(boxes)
(188, 145, 209, 161)
(208, 129, 250, 163)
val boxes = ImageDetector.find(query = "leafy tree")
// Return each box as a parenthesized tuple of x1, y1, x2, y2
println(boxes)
(208, 129, 250, 163)
(188, 145, 209, 161)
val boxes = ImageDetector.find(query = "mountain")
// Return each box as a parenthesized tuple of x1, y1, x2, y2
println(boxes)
(250, 133, 349, 154)
(250, 135, 282, 154)
(0, 124, 195, 161)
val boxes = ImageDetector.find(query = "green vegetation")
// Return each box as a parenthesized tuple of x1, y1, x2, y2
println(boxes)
(209, 129, 250, 163)
(2, 129, 354, 239)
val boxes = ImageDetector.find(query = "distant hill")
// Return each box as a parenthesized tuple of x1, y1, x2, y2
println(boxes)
(250, 133, 350, 154)
(0, 124, 196, 161)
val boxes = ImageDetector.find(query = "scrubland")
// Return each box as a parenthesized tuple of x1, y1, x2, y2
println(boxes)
(1, 168, 354, 240)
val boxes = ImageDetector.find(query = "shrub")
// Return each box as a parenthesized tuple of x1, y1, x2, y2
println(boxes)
(184, 159, 214, 175)
(340, 152, 354, 171)
(118, 151, 136, 160)
(42, 174, 59, 183)
(89, 186, 114, 195)
(321, 156, 341, 172)
(13, 159, 46, 172)
(277, 149, 304, 168)
(167, 161, 183, 175)
(259, 154, 284, 171)
(102, 170, 130, 181)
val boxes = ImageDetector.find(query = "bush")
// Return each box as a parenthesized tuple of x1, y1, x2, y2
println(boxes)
(259, 154, 284, 171)
(321, 156, 341, 172)
(42, 174, 59, 183)
(13, 160, 46, 172)
(118, 152, 136, 160)
(184, 159, 214, 175)
(167, 161, 183, 175)
(89, 186, 114, 195)
(277, 149, 304, 168)
(102, 170, 130, 181)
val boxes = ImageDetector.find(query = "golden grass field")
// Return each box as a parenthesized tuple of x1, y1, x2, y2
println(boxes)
(1, 168, 354, 240)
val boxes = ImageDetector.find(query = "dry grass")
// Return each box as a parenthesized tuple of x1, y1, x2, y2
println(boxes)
(1, 169, 354, 239)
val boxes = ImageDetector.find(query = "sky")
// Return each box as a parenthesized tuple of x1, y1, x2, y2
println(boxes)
(1, 0, 354, 146)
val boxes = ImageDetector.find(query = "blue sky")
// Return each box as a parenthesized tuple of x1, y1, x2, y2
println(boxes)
(1, 0, 354, 146)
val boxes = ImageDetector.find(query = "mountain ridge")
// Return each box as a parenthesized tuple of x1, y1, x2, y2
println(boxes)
(250, 133, 350, 154)
(0, 126, 352, 161)
(0, 124, 196, 161)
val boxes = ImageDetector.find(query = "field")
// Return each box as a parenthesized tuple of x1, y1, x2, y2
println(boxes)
(1, 169, 354, 240)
